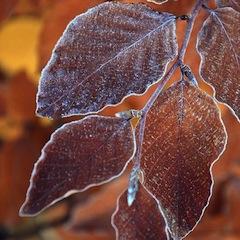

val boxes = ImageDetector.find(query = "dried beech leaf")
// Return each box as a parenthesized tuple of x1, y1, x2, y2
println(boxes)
(147, 0, 168, 5)
(217, 0, 240, 12)
(112, 182, 168, 240)
(197, 7, 240, 121)
(36, 2, 177, 119)
(20, 116, 135, 216)
(141, 81, 227, 239)
(39, 0, 105, 69)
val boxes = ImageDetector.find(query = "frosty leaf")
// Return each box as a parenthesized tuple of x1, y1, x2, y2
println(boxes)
(216, 0, 240, 12)
(197, 7, 240, 121)
(36, 2, 177, 119)
(38, 0, 105, 69)
(112, 182, 168, 240)
(141, 81, 227, 239)
(20, 116, 135, 216)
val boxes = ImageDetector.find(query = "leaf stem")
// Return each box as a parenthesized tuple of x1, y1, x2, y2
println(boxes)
(178, 0, 206, 61)
(133, 60, 179, 168)
(134, 0, 206, 168)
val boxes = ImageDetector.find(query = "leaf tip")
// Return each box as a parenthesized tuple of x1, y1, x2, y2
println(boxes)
(18, 203, 31, 217)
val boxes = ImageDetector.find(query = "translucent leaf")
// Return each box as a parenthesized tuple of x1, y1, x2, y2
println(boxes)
(197, 7, 240, 121)
(216, 0, 240, 12)
(140, 81, 227, 239)
(20, 116, 135, 216)
(112, 182, 168, 240)
(36, 2, 177, 119)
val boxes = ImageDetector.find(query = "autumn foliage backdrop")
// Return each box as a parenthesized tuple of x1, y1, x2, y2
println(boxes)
(0, 0, 240, 239)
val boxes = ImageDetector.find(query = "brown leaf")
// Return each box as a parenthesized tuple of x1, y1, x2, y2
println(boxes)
(38, 0, 104, 69)
(20, 116, 135, 216)
(140, 81, 227, 239)
(112, 182, 168, 240)
(36, 2, 177, 118)
(216, 0, 240, 12)
(197, 7, 240, 121)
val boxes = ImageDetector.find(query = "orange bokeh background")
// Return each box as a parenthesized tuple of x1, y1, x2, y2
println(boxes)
(0, 0, 239, 239)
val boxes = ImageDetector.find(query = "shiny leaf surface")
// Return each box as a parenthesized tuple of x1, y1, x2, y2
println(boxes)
(112, 182, 168, 240)
(197, 7, 240, 121)
(36, 2, 177, 119)
(141, 81, 227, 239)
(20, 116, 135, 216)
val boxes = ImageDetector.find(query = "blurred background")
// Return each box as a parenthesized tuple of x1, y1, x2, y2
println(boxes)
(0, 0, 240, 239)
